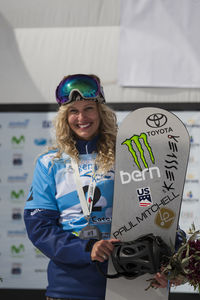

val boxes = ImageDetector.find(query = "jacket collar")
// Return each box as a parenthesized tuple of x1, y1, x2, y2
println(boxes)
(75, 135, 99, 154)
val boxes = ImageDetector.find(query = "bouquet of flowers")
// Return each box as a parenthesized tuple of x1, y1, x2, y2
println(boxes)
(146, 223, 200, 292)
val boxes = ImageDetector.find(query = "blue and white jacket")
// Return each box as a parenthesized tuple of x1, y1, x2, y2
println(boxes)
(24, 137, 114, 300)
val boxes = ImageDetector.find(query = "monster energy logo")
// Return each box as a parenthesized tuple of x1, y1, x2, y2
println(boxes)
(11, 244, 25, 255)
(122, 133, 155, 171)
(11, 190, 24, 199)
(11, 135, 25, 145)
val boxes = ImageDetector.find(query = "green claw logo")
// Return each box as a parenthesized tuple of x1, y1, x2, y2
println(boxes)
(122, 133, 155, 170)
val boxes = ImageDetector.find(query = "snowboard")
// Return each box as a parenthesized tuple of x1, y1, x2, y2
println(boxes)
(105, 107, 190, 300)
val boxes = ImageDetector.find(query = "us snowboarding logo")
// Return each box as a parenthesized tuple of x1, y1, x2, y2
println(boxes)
(122, 133, 155, 171)
(137, 187, 152, 207)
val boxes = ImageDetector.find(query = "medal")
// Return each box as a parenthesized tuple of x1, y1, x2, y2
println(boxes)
(71, 159, 102, 240)
(79, 224, 102, 240)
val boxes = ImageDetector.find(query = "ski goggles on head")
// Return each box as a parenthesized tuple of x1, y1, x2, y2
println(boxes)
(55, 74, 106, 105)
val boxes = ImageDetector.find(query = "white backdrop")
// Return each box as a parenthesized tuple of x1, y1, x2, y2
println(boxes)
(1, 0, 200, 104)
(119, 0, 200, 88)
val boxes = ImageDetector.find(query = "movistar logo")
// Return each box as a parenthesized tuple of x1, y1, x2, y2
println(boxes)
(11, 135, 25, 145)
(122, 133, 155, 170)
(11, 244, 25, 255)
(11, 190, 24, 199)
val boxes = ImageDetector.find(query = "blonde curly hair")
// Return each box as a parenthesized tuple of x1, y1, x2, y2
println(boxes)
(50, 102, 117, 173)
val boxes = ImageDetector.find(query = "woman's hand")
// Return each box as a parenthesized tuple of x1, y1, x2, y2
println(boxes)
(152, 272, 185, 289)
(91, 239, 120, 262)
(152, 272, 169, 288)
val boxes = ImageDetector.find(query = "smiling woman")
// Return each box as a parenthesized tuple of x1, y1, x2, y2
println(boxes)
(24, 74, 119, 300)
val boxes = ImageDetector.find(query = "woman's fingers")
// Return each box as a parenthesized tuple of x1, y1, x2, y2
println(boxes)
(91, 240, 113, 261)
(152, 272, 185, 289)
(91, 239, 120, 262)
(152, 273, 168, 288)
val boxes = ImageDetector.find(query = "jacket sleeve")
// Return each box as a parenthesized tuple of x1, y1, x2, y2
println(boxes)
(24, 208, 93, 266)
(24, 154, 93, 266)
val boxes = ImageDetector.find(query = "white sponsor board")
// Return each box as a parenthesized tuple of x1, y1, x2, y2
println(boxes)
(0, 109, 200, 294)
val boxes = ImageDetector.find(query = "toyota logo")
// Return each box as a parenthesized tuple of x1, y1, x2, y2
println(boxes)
(146, 113, 167, 128)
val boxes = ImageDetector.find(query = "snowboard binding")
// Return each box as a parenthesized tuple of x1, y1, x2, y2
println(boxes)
(96, 233, 172, 280)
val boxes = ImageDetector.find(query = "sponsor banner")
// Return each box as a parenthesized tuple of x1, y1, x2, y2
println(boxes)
(0, 112, 54, 289)
(0, 110, 200, 292)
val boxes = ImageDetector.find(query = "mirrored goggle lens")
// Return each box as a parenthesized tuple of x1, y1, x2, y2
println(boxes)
(56, 75, 100, 104)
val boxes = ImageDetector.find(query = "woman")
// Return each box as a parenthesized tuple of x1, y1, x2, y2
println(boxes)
(24, 74, 120, 300)
(24, 74, 181, 300)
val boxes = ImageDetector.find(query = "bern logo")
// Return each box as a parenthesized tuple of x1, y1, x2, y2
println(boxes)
(146, 113, 167, 128)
